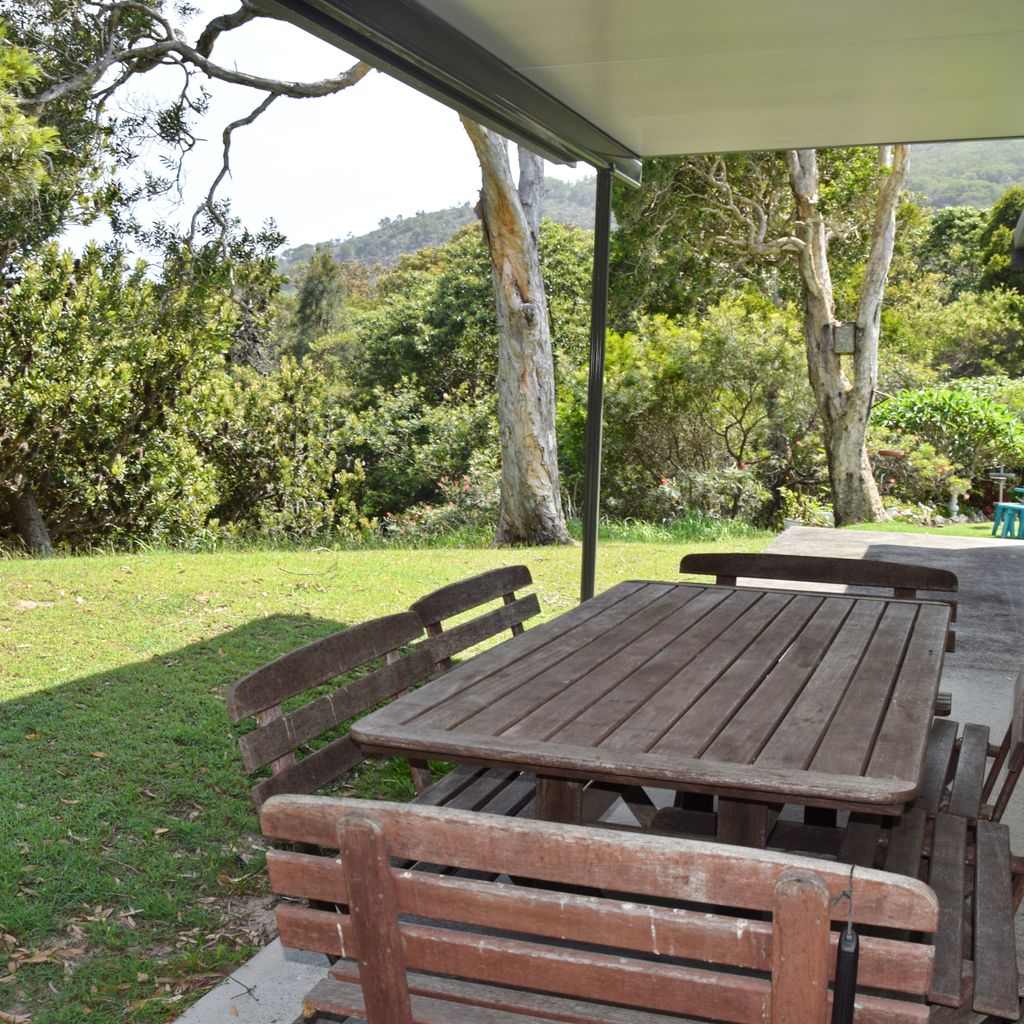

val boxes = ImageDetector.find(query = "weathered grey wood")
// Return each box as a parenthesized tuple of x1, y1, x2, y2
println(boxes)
(226, 611, 423, 720)
(411, 566, 540, 672)
(986, 668, 1024, 822)
(928, 813, 968, 1008)
(411, 565, 535, 624)
(265, 798, 936, 1024)
(679, 552, 958, 597)
(914, 718, 959, 814)
(947, 723, 990, 819)
(352, 581, 949, 816)
(770, 873, 830, 1024)
(884, 808, 927, 879)
(839, 814, 882, 868)
(972, 820, 1019, 1019)
(237, 647, 434, 772)
(427, 595, 540, 664)
(250, 733, 365, 808)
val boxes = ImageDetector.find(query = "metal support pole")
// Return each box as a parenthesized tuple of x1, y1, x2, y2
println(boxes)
(580, 168, 613, 602)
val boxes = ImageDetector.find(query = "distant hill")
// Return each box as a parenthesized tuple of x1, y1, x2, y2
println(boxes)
(279, 176, 595, 274)
(907, 140, 1024, 209)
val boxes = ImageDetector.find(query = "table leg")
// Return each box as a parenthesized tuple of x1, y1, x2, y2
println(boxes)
(535, 776, 584, 824)
(718, 798, 777, 847)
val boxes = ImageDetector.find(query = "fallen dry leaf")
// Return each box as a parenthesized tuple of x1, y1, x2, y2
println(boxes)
(16, 599, 54, 611)
(24, 731, 41, 741)
(89, 752, 106, 759)
(153, 828, 170, 836)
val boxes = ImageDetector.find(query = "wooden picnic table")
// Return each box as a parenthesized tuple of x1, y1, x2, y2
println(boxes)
(351, 579, 951, 845)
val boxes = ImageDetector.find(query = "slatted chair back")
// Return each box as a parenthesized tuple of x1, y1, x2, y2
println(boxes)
(225, 612, 433, 809)
(262, 796, 938, 1024)
(680, 551, 958, 605)
(410, 565, 540, 673)
(982, 668, 1024, 822)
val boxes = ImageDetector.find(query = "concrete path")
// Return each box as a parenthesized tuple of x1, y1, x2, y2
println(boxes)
(175, 525, 1024, 1024)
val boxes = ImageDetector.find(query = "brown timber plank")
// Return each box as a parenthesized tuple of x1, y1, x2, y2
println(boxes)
(580, 590, 793, 753)
(360, 580, 653, 728)
(268, 852, 933, 996)
(810, 603, 918, 777)
(428, 594, 541, 664)
(867, 602, 950, 786)
(755, 600, 885, 769)
(651, 595, 824, 756)
(550, 589, 771, 748)
(771, 874, 831, 1024)
(947, 723, 991, 819)
(704, 597, 854, 762)
(499, 587, 736, 741)
(406, 583, 676, 731)
(972, 820, 1019, 1019)
(261, 798, 939, 932)
(237, 646, 434, 771)
(463, 585, 711, 736)
(249, 734, 364, 807)
(928, 813, 968, 1008)
(410, 565, 534, 625)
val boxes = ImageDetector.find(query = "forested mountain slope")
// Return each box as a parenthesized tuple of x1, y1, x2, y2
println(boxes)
(280, 176, 595, 273)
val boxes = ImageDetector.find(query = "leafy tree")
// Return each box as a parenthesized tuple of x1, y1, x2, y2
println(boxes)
(872, 386, 1024, 487)
(0, 242, 237, 551)
(0, 27, 59, 212)
(293, 246, 345, 357)
(610, 145, 910, 525)
(917, 206, 987, 298)
(978, 185, 1024, 295)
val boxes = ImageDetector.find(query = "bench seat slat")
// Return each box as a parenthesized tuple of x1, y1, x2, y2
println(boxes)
(973, 820, 1020, 1019)
(928, 813, 968, 1008)
(947, 723, 991, 819)
(915, 719, 959, 814)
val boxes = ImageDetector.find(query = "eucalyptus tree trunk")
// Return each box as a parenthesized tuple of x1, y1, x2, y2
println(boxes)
(462, 119, 571, 544)
(786, 146, 908, 525)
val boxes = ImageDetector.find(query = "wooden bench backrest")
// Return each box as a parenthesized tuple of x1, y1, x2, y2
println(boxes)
(984, 667, 1024, 821)
(225, 612, 432, 808)
(680, 552, 958, 599)
(410, 565, 540, 673)
(262, 796, 938, 1024)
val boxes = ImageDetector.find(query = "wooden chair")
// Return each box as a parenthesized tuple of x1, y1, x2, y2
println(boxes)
(225, 611, 536, 814)
(410, 564, 540, 674)
(261, 795, 939, 1024)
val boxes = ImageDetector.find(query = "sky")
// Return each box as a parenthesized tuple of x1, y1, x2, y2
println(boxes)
(62, 0, 593, 254)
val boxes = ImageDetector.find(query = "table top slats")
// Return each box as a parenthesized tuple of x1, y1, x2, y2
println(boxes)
(650, 594, 826, 757)
(810, 602, 918, 777)
(754, 599, 887, 770)
(349, 581, 951, 811)
(577, 590, 794, 752)
(459, 584, 715, 737)
(702, 597, 855, 764)
(867, 602, 949, 785)
(395, 582, 669, 728)
(499, 586, 737, 742)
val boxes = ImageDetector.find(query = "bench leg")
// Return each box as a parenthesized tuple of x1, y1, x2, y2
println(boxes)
(535, 776, 584, 824)
(718, 798, 776, 847)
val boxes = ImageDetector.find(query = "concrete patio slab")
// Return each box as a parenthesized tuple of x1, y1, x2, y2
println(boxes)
(175, 524, 1024, 1024)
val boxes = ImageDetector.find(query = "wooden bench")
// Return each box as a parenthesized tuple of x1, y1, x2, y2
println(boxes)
(261, 795, 939, 1024)
(410, 564, 540, 674)
(225, 610, 536, 818)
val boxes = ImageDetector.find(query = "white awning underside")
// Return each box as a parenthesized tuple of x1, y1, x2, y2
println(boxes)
(418, 0, 1024, 156)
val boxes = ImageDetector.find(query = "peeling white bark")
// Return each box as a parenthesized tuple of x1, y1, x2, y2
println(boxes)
(462, 120, 571, 545)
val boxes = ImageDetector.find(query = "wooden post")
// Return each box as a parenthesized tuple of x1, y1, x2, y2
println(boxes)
(338, 813, 414, 1024)
(771, 872, 831, 1024)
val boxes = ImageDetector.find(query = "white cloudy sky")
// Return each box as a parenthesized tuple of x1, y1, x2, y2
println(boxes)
(64, 1, 592, 252)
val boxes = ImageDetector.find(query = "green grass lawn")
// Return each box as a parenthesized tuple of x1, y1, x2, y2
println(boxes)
(0, 527, 769, 1023)
(846, 520, 998, 539)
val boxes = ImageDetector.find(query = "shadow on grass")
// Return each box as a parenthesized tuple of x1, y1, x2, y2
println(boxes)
(0, 613, 369, 1024)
